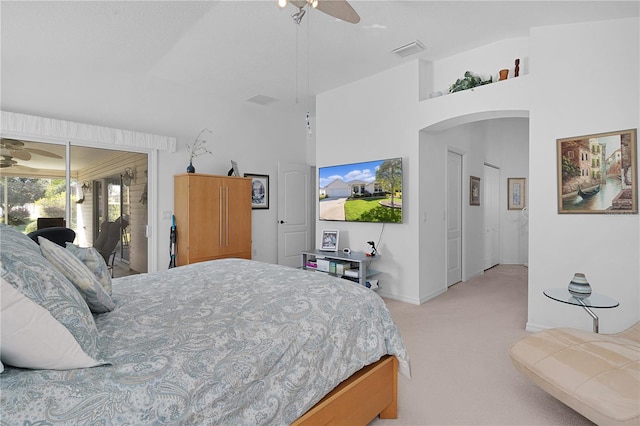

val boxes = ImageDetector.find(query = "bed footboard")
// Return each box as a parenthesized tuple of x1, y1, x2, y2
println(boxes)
(293, 355, 398, 425)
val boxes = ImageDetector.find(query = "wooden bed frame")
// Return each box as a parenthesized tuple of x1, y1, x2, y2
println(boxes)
(293, 355, 398, 425)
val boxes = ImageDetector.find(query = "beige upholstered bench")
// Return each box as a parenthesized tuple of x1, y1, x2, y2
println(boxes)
(510, 323, 640, 425)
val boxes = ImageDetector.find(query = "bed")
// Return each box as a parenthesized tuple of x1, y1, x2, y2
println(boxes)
(0, 224, 410, 425)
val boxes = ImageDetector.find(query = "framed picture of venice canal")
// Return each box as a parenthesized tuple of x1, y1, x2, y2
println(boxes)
(557, 129, 637, 214)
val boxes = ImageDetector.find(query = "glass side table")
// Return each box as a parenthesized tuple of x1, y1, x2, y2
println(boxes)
(543, 288, 619, 333)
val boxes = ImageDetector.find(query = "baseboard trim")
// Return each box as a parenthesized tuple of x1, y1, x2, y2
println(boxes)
(526, 322, 551, 333)
(377, 289, 421, 305)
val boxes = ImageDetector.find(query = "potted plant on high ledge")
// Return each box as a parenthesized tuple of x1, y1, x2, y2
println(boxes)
(449, 71, 493, 93)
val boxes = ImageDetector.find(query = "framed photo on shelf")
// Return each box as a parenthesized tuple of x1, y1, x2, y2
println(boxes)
(557, 128, 637, 214)
(320, 230, 339, 252)
(244, 173, 269, 209)
(469, 176, 481, 206)
(508, 178, 527, 210)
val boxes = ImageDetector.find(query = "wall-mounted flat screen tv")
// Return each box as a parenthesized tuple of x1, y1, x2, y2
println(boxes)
(318, 157, 403, 223)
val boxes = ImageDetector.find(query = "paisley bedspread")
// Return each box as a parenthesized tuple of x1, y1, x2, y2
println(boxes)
(1, 258, 410, 425)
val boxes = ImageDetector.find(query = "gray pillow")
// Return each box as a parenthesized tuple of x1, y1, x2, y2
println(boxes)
(0, 224, 107, 368)
(39, 237, 115, 313)
(66, 242, 113, 295)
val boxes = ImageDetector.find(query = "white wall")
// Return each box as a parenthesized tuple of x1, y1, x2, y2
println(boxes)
(484, 119, 530, 265)
(317, 55, 529, 304)
(156, 101, 308, 269)
(528, 18, 639, 333)
(418, 118, 528, 302)
(318, 17, 638, 334)
(423, 37, 530, 99)
(317, 62, 421, 304)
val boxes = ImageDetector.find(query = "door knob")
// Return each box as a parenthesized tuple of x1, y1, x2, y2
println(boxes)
(279, 220, 286, 224)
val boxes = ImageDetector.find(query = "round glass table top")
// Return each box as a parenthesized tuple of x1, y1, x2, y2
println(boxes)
(544, 288, 619, 308)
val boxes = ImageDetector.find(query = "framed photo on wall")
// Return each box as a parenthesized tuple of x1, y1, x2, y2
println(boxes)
(469, 176, 481, 206)
(244, 173, 269, 209)
(557, 128, 637, 214)
(508, 178, 526, 210)
(320, 230, 339, 252)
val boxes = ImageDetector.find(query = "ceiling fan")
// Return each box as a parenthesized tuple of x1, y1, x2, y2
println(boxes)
(1, 138, 62, 168)
(278, 0, 360, 24)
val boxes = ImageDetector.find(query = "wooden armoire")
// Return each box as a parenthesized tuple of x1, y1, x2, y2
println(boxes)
(174, 174, 252, 266)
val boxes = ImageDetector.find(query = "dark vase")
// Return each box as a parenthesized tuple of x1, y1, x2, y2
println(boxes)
(187, 161, 195, 173)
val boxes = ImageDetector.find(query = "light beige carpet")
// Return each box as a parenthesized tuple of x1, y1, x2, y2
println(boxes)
(372, 264, 593, 426)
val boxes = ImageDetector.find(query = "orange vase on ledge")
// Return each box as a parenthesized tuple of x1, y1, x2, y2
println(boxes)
(499, 69, 509, 80)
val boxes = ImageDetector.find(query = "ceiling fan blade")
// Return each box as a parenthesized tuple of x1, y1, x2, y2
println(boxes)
(26, 148, 63, 159)
(11, 150, 31, 161)
(0, 156, 18, 167)
(315, 0, 360, 23)
(1, 138, 25, 148)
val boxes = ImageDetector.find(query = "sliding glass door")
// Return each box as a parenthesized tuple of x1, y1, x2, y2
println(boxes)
(1, 138, 148, 274)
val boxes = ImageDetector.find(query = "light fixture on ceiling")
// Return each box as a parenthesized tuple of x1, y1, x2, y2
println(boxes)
(278, 0, 359, 25)
(292, 8, 306, 24)
(392, 40, 426, 58)
(122, 167, 135, 186)
(278, 0, 317, 10)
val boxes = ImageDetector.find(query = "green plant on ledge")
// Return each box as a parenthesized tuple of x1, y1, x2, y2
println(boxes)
(449, 71, 493, 93)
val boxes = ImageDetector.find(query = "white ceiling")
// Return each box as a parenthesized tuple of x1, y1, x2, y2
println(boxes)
(1, 1, 638, 142)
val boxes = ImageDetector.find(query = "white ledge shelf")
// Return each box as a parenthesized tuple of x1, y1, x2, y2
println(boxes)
(418, 75, 531, 133)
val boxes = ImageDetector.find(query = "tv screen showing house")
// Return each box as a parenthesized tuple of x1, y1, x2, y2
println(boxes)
(318, 158, 403, 223)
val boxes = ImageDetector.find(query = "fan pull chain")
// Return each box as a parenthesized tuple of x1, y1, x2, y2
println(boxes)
(306, 11, 312, 135)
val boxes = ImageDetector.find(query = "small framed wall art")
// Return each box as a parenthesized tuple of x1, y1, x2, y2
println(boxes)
(508, 178, 526, 210)
(469, 176, 481, 206)
(244, 173, 269, 209)
(557, 128, 637, 214)
(320, 230, 339, 252)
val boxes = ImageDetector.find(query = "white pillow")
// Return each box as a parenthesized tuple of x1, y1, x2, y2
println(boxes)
(1, 278, 106, 370)
(65, 242, 112, 295)
(39, 237, 115, 313)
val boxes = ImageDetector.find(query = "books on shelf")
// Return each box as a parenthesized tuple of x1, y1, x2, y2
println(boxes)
(343, 269, 359, 278)
(316, 258, 330, 272)
(313, 258, 353, 275)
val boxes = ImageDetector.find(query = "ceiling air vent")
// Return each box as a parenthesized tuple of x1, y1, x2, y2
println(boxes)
(247, 95, 279, 106)
(392, 40, 425, 58)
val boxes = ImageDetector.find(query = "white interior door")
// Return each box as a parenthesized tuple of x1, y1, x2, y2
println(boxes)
(277, 162, 312, 267)
(484, 164, 500, 270)
(446, 151, 462, 286)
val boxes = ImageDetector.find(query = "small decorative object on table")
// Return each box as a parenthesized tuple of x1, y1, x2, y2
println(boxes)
(367, 240, 377, 256)
(186, 128, 213, 173)
(228, 160, 241, 177)
(568, 272, 592, 298)
(320, 230, 339, 252)
(514, 58, 520, 77)
(499, 69, 509, 80)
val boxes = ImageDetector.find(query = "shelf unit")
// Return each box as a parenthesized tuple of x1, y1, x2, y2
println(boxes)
(301, 249, 380, 288)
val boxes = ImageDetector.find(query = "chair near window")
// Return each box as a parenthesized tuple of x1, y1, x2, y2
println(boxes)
(94, 216, 129, 277)
(36, 217, 65, 230)
(27, 227, 76, 247)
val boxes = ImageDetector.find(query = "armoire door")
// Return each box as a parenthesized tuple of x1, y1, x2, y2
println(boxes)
(222, 177, 251, 258)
